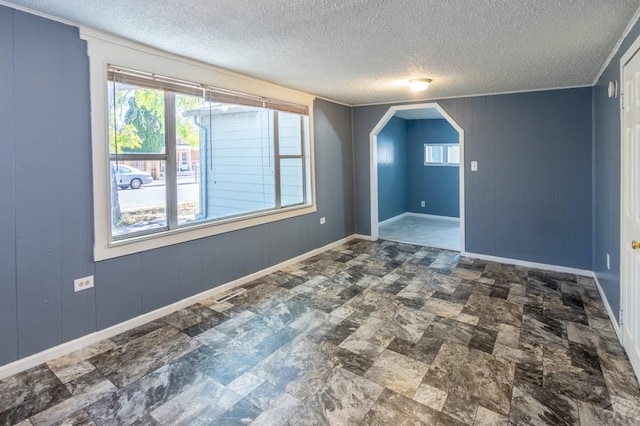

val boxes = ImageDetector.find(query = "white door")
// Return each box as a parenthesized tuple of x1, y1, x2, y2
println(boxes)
(622, 44, 640, 377)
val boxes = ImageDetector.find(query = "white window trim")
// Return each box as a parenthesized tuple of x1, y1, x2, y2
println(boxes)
(424, 143, 460, 166)
(81, 28, 317, 261)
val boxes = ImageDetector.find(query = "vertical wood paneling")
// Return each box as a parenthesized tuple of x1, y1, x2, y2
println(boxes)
(175, 239, 205, 301)
(565, 89, 593, 269)
(213, 232, 234, 286)
(14, 13, 65, 358)
(515, 92, 544, 263)
(551, 93, 571, 264)
(268, 220, 289, 266)
(95, 254, 142, 329)
(323, 99, 356, 242)
(300, 214, 318, 255)
(377, 116, 407, 222)
(289, 217, 306, 260)
(467, 96, 496, 255)
(240, 226, 265, 277)
(141, 246, 179, 313)
(259, 224, 272, 270)
(407, 134, 422, 213)
(493, 95, 520, 259)
(60, 29, 96, 341)
(201, 238, 219, 288)
(230, 231, 246, 281)
(0, 7, 18, 364)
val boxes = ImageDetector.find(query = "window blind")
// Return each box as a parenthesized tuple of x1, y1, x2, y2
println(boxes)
(108, 65, 309, 115)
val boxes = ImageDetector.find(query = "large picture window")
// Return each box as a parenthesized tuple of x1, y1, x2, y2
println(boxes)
(108, 66, 311, 242)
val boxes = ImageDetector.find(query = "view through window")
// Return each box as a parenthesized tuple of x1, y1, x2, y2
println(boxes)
(424, 144, 460, 166)
(108, 67, 311, 241)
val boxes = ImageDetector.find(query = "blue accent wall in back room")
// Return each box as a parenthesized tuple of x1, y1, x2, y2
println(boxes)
(592, 17, 640, 322)
(406, 119, 460, 218)
(377, 116, 408, 222)
(0, 6, 355, 365)
(353, 88, 593, 270)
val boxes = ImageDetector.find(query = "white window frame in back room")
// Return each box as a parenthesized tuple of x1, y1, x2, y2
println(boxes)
(424, 143, 460, 166)
(81, 28, 317, 261)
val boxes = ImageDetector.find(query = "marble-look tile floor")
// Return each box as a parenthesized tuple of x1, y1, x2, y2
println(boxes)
(379, 215, 460, 251)
(1, 239, 639, 425)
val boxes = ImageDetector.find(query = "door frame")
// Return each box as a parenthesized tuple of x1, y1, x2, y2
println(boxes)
(369, 102, 466, 253)
(620, 33, 640, 367)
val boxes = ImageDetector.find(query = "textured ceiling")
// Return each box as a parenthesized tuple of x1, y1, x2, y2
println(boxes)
(4, 0, 640, 105)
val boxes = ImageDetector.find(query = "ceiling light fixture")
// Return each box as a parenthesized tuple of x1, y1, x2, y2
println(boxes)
(409, 78, 432, 92)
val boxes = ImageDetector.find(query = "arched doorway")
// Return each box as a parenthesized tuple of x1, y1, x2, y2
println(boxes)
(369, 103, 465, 252)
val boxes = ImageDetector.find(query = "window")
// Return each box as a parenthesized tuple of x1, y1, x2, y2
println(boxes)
(83, 31, 316, 260)
(108, 66, 312, 242)
(447, 145, 460, 165)
(424, 144, 460, 166)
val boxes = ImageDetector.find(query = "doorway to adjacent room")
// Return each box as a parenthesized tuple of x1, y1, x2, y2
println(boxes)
(370, 103, 464, 252)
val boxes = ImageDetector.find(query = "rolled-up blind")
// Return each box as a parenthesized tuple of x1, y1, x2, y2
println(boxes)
(108, 65, 309, 115)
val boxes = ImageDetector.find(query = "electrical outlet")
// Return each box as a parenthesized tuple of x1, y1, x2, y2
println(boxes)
(74, 275, 94, 292)
(471, 161, 478, 171)
(606, 253, 610, 270)
(320, 217, 326, 224)
(420, 201, 425, 208)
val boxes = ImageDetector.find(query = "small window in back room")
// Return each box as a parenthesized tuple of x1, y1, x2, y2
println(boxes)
(425, 144, 459, 166)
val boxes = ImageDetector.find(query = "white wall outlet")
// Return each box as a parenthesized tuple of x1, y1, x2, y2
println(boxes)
(420, 201, 425, 207)
(320, 217, 326, 224)
(471, 161, 478, 171)
(606, 253, 610, 270)
(74, 275, 94, 292)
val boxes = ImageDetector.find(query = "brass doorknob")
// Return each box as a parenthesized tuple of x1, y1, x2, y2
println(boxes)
(633, 240, 640, 250)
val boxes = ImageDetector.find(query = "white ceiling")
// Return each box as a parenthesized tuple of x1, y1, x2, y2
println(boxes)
(4, 0, 640, 106)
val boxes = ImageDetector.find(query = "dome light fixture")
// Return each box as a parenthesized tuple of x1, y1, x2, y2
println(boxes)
(409, 78, 432, 92)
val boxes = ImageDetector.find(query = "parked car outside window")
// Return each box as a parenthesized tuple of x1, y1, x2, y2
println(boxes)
(113, 165, 153, 189)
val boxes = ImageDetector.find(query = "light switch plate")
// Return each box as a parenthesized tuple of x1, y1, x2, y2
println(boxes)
(471, 161, 478, 171)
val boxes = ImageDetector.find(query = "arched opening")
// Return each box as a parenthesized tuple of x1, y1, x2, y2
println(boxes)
(369, 103, 465, 252)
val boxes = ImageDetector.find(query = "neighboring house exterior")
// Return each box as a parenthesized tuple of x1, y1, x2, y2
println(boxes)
(185, 105, 305, 221)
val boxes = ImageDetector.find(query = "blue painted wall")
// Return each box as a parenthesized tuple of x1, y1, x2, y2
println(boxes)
(406, 119, 460, 217)
(377, 116, 408, 222)
(354, 88, 593, 270)
(0, 7, 354, 365)
(1, 2, 632, 366)
(592, 18, 640, 322)
(0, 6, 18, 367)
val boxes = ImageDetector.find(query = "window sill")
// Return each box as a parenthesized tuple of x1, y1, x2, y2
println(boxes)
(96, 204, 317, 261)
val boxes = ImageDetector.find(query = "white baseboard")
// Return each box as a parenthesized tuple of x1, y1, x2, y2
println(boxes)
(0, 234, 358, 380)
(592, 273, 622, 344)
(462, 251, 593, 277)
(352, 233, 376, 241)
(0, 233, 617, 381)
(405, 212, 460, 222)
(377, 213, 408, 227)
